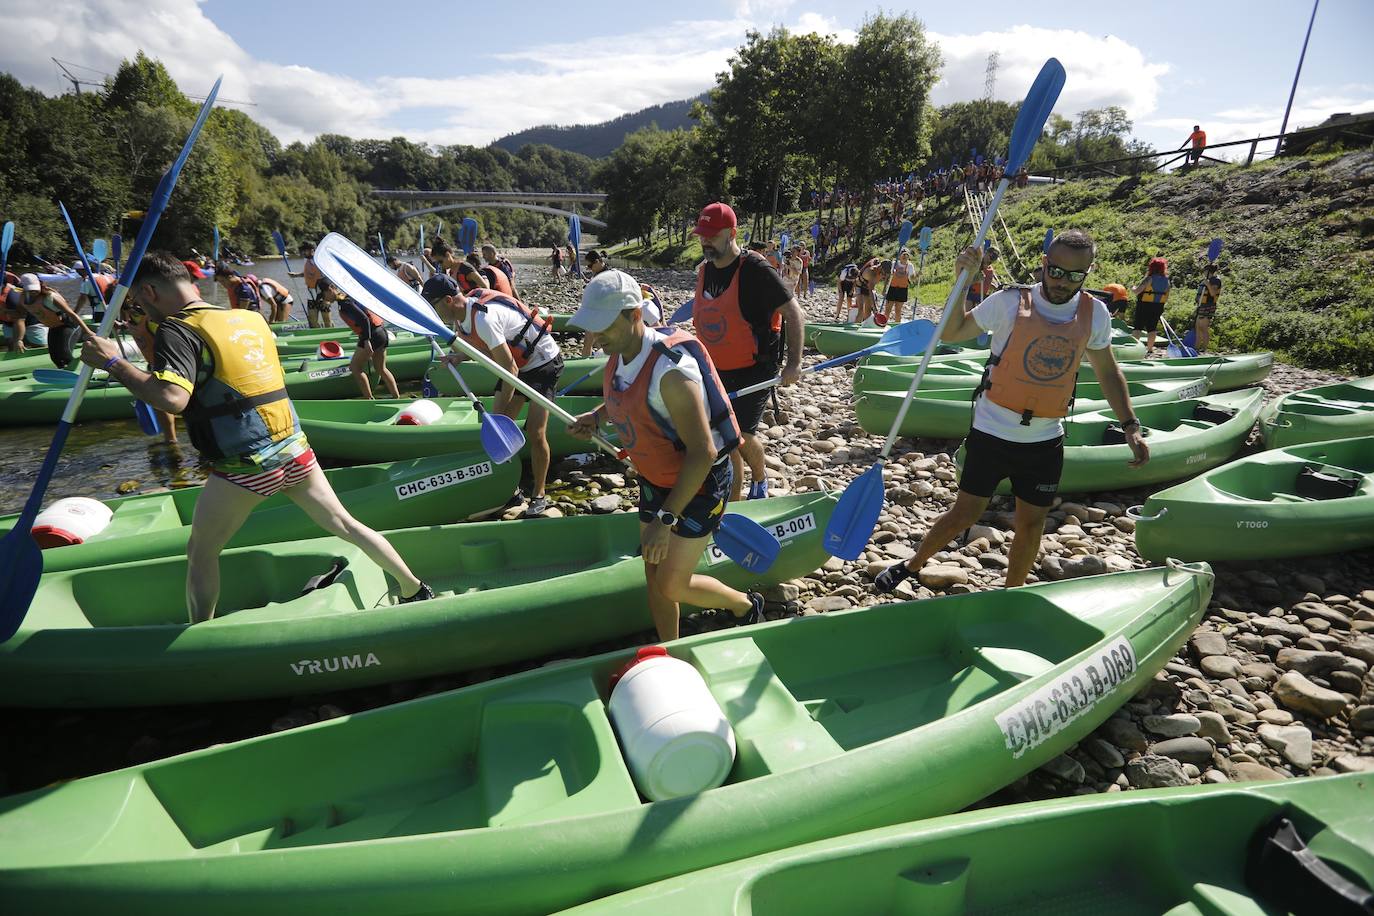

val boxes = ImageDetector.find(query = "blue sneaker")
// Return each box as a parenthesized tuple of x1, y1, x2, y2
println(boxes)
(747, 480, 769, 500)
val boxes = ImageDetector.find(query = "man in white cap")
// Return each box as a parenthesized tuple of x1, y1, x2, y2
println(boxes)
(566, 270, 796, 640)
(690, 202, 804, 501)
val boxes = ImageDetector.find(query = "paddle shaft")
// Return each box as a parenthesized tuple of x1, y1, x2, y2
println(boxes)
(880, 177, 1011, 458)
(0, 221, 12, 280)
(272, 232, 309, 323)
(730, 338, 904, 399)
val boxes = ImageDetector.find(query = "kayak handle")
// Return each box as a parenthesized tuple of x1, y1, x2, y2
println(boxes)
(1165, 557, 1213, 580)
(1261, 416, 1293, 429)
(1124, 505, 1167, 522)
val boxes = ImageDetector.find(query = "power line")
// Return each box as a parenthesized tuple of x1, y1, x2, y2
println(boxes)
(49, 56, 256, 107)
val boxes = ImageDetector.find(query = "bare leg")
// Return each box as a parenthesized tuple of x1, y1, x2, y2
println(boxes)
(159, 411, 178, 444)
(306, 306, 321, 329)
(1195, 317, 1211, 351)
(1006, 498, 1051, 587)
(645, 525, 751, 641)
(729, 451, 744, 502)
(350, 345, 375, 399)
(1146, 329, 1157, 352)
(899, 489, 991, 574)
(581, 331, 598, 359)
(737, 431, 766, 495)
(516, 396, 551, 498)
(283, 465, 423, 596)
(186, 474, 267, 623)
(371, 347, 400, 398)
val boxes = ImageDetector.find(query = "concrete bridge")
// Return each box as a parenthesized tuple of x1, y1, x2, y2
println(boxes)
(371, 190, 607, 228)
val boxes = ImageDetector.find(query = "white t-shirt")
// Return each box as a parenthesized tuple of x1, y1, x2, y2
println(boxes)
(460, 297, 559, 371)
(640, 297, 663, 327)
(970, 284, 1113, 443)
(258, 278, 291, 302)
(611, 328, 727, 453)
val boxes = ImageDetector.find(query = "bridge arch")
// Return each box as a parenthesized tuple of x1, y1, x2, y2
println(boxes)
(397, 201, 606, 228)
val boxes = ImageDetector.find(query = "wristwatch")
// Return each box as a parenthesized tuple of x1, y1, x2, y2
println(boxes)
(655, 509, 678, 528)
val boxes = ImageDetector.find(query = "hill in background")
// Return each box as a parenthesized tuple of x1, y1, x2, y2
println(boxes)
(491, 95, 705, 158)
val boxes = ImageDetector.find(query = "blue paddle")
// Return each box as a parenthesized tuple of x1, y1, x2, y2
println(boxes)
(913, 225, 933, 304)
(0, 77, 222, 641)
(313, 232, 781, 572)
(669, 297, 695, 323)
(112, 234, 122, 272)
(31, 369, 80, 386)
(1042, 228, 1055, 254)
(569, 214, 582, 277)
(1207, 238, 1223, 263)
(459, 218, 478, 256)
(556, 363, 602, 397)
(213, 224, 220, 261)
(91, 239, 108, 265)
(0, 221, 13, 281)
(271, 230, 308, 323)
(418, 224, 429, 276)
(825, 58, 1066, 561)
(443, 359, 526, 464)
(728, 319, 937, 400)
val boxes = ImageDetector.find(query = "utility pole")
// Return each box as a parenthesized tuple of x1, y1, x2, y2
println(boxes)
(1277, 0, 1320, 155)
(983, 51, 999, 102)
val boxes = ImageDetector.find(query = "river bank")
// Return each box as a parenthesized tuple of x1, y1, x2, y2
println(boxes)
(4, 261, 1369, 801)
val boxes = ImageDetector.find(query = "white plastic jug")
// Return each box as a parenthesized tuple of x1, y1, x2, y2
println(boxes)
(31, 497, 113, 548)
(395, 399, 443, 426)
(608, 646, 736, 801)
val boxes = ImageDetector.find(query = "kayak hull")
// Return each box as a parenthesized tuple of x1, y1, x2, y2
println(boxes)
(559, 774, 1373, 914)
(0, 492, 838, 706)
(853, 378, 1211, 440)
(957, 389, 1265, 494)
(0, 564, 1212, 913)
(1259, 376, 1374, 449)
(295, 395, 605, 461)
(0, 452, 518, 572)
(1135, 435, 1374, 562)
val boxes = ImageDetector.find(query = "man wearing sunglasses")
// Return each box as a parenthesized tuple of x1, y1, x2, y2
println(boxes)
(875, 229, 1149, 594)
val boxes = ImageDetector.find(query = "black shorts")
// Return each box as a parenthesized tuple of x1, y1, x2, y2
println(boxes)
(1194, 302, 1217, 321)
(958, 427, 1064, 507)
(1133, 299, 1165, 332)
(839, 280, 855, 294)
(718, 362, 775, 435)
(637, 458, 732, 539)
(495, 354, 564, 401)
(886, 285, 909, 303)
(1109, 299, 1130, 317)
(356, 325, 389, 351)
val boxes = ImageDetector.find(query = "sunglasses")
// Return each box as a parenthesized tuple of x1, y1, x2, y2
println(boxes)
(1045, 263, 1090, 283)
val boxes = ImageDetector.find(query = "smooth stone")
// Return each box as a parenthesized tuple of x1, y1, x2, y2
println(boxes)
(1148, 736, 1214, 768)
(1194, 711, 1233, 744)
(1257, 723, 1314, 771)
(1273, 670, 1349, 719)
(1039, 754, 1086, 784)
(918, 565, 969, 589)
(806, 595, 852, 613)
(1257, 708, 1295, 726)
(1351, 705, 1374, 736)
(1229, 761, 1289, 782)
(1143, 714, 1201, 738)
(1098, 717, 1149, 753)
(1276, 647, 1355, 678)
(1201, 656, 1244, 679)
(1332, 754, 1374, 773)
(1082, 737, 1125, 769)
(1190, 630, 1229, 659)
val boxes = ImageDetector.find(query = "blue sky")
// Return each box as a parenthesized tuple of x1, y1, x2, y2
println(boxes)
(6, 0, 1371, 161)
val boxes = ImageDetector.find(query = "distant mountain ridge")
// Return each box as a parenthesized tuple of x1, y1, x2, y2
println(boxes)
(491, 95, 706, 158)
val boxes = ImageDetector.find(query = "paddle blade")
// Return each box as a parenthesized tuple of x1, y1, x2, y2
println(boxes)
(824, 463, 885, 560)
(918, 226, 932, 253)
(1042, 228, 1055, 254)
(895, 219, 912, 251)
(460, 218, 478, 255)
(213, 224, 220, 260)
(478, 409, 526, 464)
(873, 319, 936, 356)
(272, 230, 289, 260)
(133, 400, 162, 435)
(0, 537, 41, 640)
(1207, 238, 1223, 262)
(713, 514, 780, 574)
(780, 232, 790, 253)
(313, 233, 453, 341)
(92, 239, 108, 263)
(32, 369, 79, 387)
(1005, 59, 1066, 173)
(112, 234, 122, 270)
(670, 298, 694, 323)
(1, 221, 12, 254)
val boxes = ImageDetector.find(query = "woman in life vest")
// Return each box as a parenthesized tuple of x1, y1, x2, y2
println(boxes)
(316, 278, 400, 399)
(387, 256, 423, 292)
(214, 264, 262, 313)
(1132, 256, 1170, 354)
(78, 251, 433, 622)
(836, 261, 860, 321)
(15, 273, 89, 369)
(856, 257, 890, 324)
(884, 248, 915, 323)
(1193, 264, 1222, 352)
(566, 271, 796, 640)
(288, 243, 329, 328)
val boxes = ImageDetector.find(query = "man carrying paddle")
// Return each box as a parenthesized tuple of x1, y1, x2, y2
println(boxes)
(690, 202, 804, 501)
(422, 274, 563, 517)
(77, 252, 433, 622)
(288, 242, 329, 328)
(566, 270, 795, 640)
(874, 230, 1149, 593)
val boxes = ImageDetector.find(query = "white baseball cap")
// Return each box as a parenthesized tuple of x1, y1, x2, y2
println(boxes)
(570, 270, 642, 333)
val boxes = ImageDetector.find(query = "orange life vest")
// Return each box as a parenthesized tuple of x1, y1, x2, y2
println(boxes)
(890, 261, 912, 289)
(1189, 129, 1207, 148)
(479, 265, 514, 296)
(979, 289, 1096, 424)
(602, 329, 741, 489)
(338, 298, 384, 334)
(456, 289, 550, 370)
(693, 252, 782, 371)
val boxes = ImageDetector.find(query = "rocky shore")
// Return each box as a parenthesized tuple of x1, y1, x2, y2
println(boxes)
(5, 261, 1369, 801)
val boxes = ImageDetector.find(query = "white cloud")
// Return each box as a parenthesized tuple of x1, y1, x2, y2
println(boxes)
(1142, 87, 1374, 160)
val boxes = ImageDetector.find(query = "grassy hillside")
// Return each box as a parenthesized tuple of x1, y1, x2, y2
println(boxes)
(619, 151, 1373, 373)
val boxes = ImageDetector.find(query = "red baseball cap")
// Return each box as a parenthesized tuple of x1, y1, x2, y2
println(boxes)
(692, 202, 737, 237)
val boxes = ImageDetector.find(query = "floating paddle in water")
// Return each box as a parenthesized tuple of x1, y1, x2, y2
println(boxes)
(669, 297, 694, 323)
(825, 58, 1066, 561)
(313, 232, 782, 572)
(0, 221, 13, 281)
(0, 76, 222, 642)
(728, 319, 936, 400)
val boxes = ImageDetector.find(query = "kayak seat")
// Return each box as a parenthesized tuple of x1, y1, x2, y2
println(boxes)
(105, 494, 182, 536)
(1193, 404, 1236, 424)
(1295, 466, 1360, 500)
(479, 675, 640, 827)
(687, 639, 845, 780)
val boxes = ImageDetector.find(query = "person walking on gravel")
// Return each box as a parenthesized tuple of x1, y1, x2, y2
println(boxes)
(874, 230, 1150, 593)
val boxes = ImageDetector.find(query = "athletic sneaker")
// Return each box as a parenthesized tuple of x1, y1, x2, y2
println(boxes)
(873, 562, 914, 595)
(729, 591, 801, 626)
(399, 582, 435, 604)
(747, 480, 769, 500)
(524, 495, 550, 517)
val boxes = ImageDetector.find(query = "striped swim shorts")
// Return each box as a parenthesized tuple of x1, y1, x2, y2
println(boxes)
(214, 449, 318, 497)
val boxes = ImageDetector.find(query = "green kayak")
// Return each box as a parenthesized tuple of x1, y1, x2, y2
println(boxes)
(0, 452, 517, 573)
(295, 395, 604, 461)
(0, 492, 837, 707)
(274, 332, 430, 357)
(275, 347, 434, 398)
(951, 326, 1148, 362)
(1081, 351, 1275, 392)
(426, 355, 608, 397)
(1260, 375, 1374, 449)
(1134, 435, 1374, 562)
(854, 377, 1212, 440)
(851, 358, 990, 394)
(957, 388, 1265, 495)
(0, 564, 1212, 913)
(560, 774, 1372, 915)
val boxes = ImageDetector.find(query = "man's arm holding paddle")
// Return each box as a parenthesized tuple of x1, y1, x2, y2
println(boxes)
(78, 333, 190, 414)
(938, 247, 986, 342)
